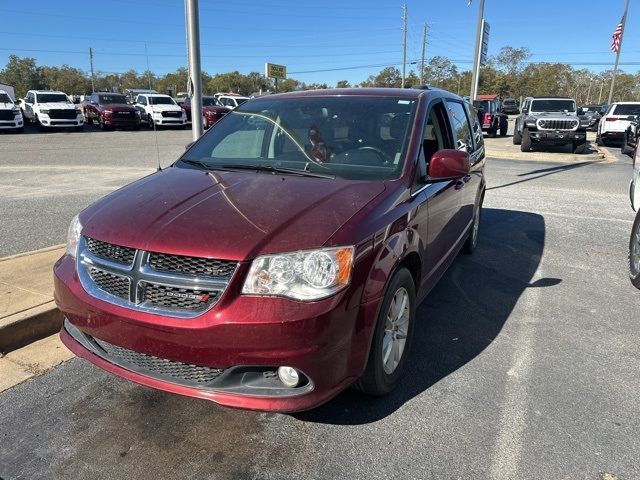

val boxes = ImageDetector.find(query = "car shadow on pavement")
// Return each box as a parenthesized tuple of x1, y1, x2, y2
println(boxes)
(488, 160, 598, 191)
(295, 208, 558, 425)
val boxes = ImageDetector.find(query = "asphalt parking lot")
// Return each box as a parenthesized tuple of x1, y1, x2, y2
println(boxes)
(0, 126, 638, 479)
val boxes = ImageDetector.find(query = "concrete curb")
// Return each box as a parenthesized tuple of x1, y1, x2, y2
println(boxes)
(593, 144, 620, 162)
(486, 150, 606, 163)
(0, 244, 65, 263)
(0, 301, 63, 354)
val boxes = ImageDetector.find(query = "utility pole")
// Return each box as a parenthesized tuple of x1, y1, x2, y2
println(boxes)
(598, 78, 605, 104)
(401, 4, 407, 88)
(420, 23, 428, 85)
(185, 0, 203, 139)
(89, 48, 95, 93)
(469, 0, 485, 101)
(586, 77, 593, 104)
(608, 0, 631, 105)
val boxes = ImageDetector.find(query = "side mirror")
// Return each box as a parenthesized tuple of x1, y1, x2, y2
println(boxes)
(428, 149, 470, 181)
(185, 141, 195, 151)
(14, 99, 21, 105)
(91, 100, 98, 105)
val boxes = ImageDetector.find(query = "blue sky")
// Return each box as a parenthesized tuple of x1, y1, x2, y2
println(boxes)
(1, 0, 638, 86)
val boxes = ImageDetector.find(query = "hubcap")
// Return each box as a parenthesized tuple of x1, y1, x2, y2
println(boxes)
(382, 287, 410, 374)
(632, 223, 640, 275)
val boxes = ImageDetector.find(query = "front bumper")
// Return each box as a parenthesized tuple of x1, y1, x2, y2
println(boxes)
(152, 113, 187, 126)
(0, 117, 23, 129)
(529, 130, 586, 144)
(601, 131, 625, 140)
(39, 114, 84, 128)
(104, 115, 141, 127)
(54, 254, 379, 412)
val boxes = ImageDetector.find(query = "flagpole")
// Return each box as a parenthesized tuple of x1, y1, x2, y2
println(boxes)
(608, 0, 630, 105)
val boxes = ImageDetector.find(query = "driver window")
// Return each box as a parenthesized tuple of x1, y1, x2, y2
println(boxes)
(445, 100, 474, 153)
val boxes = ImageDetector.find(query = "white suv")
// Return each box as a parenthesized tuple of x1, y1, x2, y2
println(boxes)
(133, 94, 187, 128)
(22, 90, 84, 131)
(597, 102, 640, 146)
(216, 94, 249, 109)
(0, 89, 24, 132)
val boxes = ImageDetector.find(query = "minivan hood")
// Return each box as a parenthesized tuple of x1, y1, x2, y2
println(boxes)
(80, 167, 385, 261)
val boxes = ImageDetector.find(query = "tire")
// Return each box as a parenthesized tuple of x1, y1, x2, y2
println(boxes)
(147, 114, 155, 129)
(513, 127, 522, 145)
(352, 267, 416, 396)
(462, 197, 482, 254)
(573, 141, 586, 154)
(520, 128, 531, 152)
(622, 141, 633, 156)
(85, 114, 93, 126)
(500, 125, 507, 136)
(488, 124, 497, 138)
(132, 125, 140, 131)
(629, 209, 640, 289)
(14, 126, 24, 133)
(75, 125, 84, 132)
(35, 115, 45, 132)
(98, 116, 109, 131)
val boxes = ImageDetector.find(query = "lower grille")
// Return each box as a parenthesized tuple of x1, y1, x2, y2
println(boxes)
(161, 111, 182, 118)
(0, 110, 15, 120)
(89, 268, 130, 299)
(143, 283, 218, 311)
(48, 109, 77, 119)
(94, 338, 225, 384)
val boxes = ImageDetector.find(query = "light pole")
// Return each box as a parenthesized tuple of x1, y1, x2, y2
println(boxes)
(469, 0, 485, 101)
(185, 0, 203, 140)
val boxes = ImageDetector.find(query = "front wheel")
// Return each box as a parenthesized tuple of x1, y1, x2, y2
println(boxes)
(513, 127, 522, 145)
(462, 199, 482, 254)
(629, 209, 640, 289)
(500, 125, 508, 136)
(520, 128, 532, 152)
(352, 268, 416, 396)
(147, 114, 155, 129)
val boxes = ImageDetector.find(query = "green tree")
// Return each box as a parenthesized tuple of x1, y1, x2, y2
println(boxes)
(0, 55, 43, 98)
(361, 67, 402, 87)
(336, 80, 351, 88)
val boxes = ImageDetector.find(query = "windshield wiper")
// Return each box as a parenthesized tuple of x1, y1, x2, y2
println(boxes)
(181, 159, 228, 171)
(222, 164, 335, 179)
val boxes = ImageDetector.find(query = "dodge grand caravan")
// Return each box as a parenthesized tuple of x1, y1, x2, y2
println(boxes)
(55, 87, 486, 412)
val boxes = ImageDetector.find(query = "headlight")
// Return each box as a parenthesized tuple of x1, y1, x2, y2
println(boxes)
(11, 107, 20, 116)
(65, 214, 82, 258)
(103, 109, 113, 114)
(75, 108, 81, 114)
(40, 109, 50, 114)
(242, 246, 354, 301)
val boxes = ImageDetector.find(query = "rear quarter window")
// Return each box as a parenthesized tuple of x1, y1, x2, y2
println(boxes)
(613, 104, 640, 116)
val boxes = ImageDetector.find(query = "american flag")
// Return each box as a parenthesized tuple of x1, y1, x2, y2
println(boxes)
(611, 16, 625, 53)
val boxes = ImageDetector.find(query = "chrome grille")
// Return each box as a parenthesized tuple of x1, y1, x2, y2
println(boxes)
(86, 237, 135, 265)
(94, 338, 224, 384)
(149, 252, 236, 277)
(89, 268, 130, 299)
(143, 283, 219, 311)
(161, 111, 182, 118)
(48, 109, 77, 119)
(77, 236, 236, 318)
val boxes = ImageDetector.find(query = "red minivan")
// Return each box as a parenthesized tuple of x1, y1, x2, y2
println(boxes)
(55, 88, 486, 412)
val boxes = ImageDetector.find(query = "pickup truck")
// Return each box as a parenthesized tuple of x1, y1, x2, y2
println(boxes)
(178, 96, 230, 129)
(133, 93, 187, 128)
(83, 92, 141, 130)
(21, 90, 84, 131)
(0, 89, 24, 132)
(55, 86, 486, 412)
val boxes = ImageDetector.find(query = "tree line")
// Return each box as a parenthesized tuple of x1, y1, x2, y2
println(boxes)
(2, 47, 639, 104)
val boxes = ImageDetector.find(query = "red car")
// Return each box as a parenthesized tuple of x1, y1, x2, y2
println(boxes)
(178, 96, 230, 129)
(55, 87, 486, 412)
(84, 92, 141, 130)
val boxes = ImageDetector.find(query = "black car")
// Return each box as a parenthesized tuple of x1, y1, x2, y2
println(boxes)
(501, 98, 519, 115)
(580, 104, 607, 131)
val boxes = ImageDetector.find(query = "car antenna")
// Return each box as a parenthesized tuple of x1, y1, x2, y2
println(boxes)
(145, 42, 162, 172)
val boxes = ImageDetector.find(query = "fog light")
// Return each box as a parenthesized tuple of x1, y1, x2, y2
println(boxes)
(277, 366, 300, 387)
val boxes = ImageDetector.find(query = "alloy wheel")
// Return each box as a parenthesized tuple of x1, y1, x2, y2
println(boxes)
(631, 223, 640, 275)
(382, 287, 410, 374)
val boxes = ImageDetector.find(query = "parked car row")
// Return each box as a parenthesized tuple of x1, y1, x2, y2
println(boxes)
(0, 88, 249, 133)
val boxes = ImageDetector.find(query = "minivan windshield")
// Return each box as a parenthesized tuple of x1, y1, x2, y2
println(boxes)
(148, 96, 176, 105)
(99, 94, 127, 105)
(613, 104, 640, 116)
(37, 93, 70, 103)
(530, 99, 576, 113)
(179, 96, 417, 181)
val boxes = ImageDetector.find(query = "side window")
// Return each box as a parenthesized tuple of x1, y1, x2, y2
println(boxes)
(414, 102, 452, 191)
(445, 100, 474, 153)
(465, 103, 483, 149)
(91, 94, 97, 103)
(139, 96, 147, 106)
